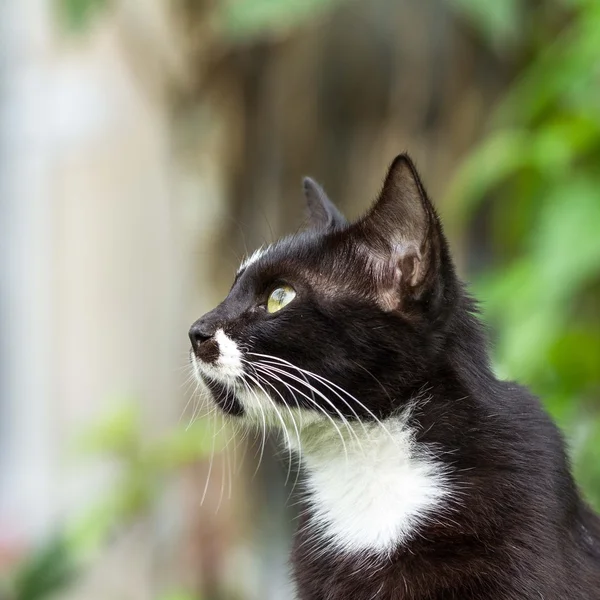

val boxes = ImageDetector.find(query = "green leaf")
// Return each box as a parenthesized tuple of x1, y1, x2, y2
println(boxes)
(496, 4, 600, 124)
(450, 0, 524, 47)
(531, 177, 600, 300)
(216, 0, 348, 41)
(57, 0, 110, 32)
(11, 535, 78, 600)
(75, 404, 140, 458)
(571, 417, 600, 510)
(160, 592, 202, 600)
(549, 328, 600, 391)
(155, 419, 223, 469)
(68, 466, 156, 555)
(446, 130, 533, 231)
(453, 0, 600, 518)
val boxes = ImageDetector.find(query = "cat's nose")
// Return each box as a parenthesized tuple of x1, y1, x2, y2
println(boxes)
(189, 319, 216, 351)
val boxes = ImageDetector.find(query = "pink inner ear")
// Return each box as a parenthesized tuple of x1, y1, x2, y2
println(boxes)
(377, 263, 403, 311)
(395, 242, 423, 287)
(362, 242, 424, 311)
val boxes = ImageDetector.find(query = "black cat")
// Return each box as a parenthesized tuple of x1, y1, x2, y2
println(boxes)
(189, 154, 600, 599)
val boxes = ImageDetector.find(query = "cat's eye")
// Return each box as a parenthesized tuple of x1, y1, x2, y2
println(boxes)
(267, 285, 296, 313)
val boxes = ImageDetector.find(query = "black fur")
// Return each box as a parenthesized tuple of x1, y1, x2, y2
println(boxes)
(189, 154, 600, 599)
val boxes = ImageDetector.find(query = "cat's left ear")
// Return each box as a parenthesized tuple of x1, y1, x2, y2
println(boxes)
(356, 154, 446, 309)
(303, 177, 346, 230)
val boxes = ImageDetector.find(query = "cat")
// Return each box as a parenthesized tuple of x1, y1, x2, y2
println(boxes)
(189, 154, 600, 599)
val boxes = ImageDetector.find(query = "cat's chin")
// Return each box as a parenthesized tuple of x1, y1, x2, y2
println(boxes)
(190, 353, 245, 416)
(201, 376, 245, 416)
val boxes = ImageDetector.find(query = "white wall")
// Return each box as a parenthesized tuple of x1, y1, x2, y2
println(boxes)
(0, 1, 187, 595)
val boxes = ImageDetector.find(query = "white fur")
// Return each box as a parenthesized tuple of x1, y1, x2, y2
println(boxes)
(214, 329, 244, 378)
(238, 246, 268, 273)
(227, 375, 451, 555)
(293, 416, 451, 554)
(192, 337, 450, 555)
(234, 384, 321, 430)
(192, 328, 243, 383)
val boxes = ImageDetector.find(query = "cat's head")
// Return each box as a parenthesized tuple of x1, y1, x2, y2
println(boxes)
(189, 154, 459, 429)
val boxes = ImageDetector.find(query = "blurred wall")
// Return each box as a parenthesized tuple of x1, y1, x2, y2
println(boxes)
(1, 0, 59, 548)
(0, 1, 186, 596)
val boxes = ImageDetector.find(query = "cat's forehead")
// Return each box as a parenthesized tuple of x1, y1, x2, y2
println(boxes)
(235, 231, 362, 290)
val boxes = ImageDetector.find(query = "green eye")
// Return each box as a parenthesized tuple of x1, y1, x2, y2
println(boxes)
(267, 285, 296, 313)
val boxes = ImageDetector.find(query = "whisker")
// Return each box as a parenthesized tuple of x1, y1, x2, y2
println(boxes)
(252, 362, 364, 456)
(240, 377, 268, 479)
(243, 369, 296, 486)
(200, 415, 218, 507)
(250, 353, 397, 447)
(244, 364, 304, 500)
(251, 363, 351, 466)
(254, 357, 371, 442)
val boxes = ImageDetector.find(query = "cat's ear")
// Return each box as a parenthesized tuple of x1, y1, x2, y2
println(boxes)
(303, 177, 346, 230)
(357, 154, 444, 309)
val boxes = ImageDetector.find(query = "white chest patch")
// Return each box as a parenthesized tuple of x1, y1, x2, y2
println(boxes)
(193, 338, 451, 554)
(294, 416, 451, 554)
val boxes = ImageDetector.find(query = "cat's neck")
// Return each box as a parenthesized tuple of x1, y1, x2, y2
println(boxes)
(287, 412, 452, 554)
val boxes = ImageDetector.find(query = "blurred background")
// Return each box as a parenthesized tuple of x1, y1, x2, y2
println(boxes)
(1, 0, 599, 598)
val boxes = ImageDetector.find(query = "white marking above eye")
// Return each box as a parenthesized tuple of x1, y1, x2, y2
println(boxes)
(237, 246, 268, 274)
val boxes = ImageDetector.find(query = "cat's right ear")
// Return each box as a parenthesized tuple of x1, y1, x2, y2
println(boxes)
(303, 177, 346, 230)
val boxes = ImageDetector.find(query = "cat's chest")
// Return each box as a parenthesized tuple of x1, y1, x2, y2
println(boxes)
(292, 417, 450, 554)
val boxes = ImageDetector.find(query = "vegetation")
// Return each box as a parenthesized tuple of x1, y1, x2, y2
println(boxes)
(2, 406, 218, 600)
(450, 0, 600, 508)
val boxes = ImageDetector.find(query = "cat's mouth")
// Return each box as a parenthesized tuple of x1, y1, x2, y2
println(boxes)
(190, 351, 246, 416)
(188, 327, 334, 428)
(188, 326, 247, 416)
(202, 374, 244, 416)
(189, 327, 245, 380)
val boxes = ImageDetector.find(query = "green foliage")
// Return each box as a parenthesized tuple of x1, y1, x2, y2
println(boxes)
(5, 406, 219, 600)
(451, 0, 524, 47)
(214, 0, 347, 41)
(56, 0, 110, 31)
(8, 536, 77, 600)
(69, 404, 220, 555)
(449, 0, 600, 507)
(57, 0, 349, 38)
(160, 591, 202, 600)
